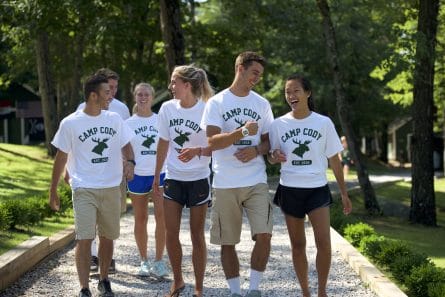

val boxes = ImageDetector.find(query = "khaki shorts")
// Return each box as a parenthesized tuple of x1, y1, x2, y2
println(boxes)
(72, 186, 121, 240)
(210, 183, 273, 245)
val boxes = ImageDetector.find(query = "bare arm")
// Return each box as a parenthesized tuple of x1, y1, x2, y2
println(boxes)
(122, 142, 135, 181)
(207, 121, 258, 151)
(329, 154, 352, 215)
(153, 138, 169, 197)
(49, 150, 68, 211)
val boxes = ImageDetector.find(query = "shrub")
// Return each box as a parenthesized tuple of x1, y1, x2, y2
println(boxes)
(405, 263, 445, 297)
(344, 222, 376, 247)
(330, 201, 357, 234)
(0, 205, 12, 231)
(57, 184, 73, 214)
(428, 282, 445, 297)
(359, 234, 387, 261)
(389, 251, 430, 283)
(2, 199, 25, 228)
(376, 239, 411, 267)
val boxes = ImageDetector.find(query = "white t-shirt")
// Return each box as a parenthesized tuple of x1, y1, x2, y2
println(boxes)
(77, 98, 130, 120)
(158, 99, 210, 181)
(269, 112, 343, 188)
(201, 89, 274, 188)
(125, 114, 165, 176)
(51, 110, 134, 189)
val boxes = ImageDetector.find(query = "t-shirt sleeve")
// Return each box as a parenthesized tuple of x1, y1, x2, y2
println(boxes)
(325, 119, 343, 158)
(200, 99, 223, 129)
(157, 103, 170, 141)
(260, 101, 274, 135)
(51, 119, 72, 154)
(120, 119, 135, 148)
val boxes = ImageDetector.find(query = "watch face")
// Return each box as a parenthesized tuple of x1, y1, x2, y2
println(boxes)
(242, 128, 249, 137)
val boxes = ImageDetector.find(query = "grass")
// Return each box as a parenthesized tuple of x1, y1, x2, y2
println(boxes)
(0, 143, 53, 200)
(347, 178, 445, 268)
(0, 143, 74, 255)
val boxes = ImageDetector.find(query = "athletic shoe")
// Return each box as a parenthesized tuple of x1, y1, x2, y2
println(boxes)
(138, 260, 151, 276)
(150, 259, 169, 277)
(78, 288, 92, 297)
(97, 279, 114, 297)
(245, 290, 261, 297)
(108, 259, 116, 274)
(90, 256, 98, 272)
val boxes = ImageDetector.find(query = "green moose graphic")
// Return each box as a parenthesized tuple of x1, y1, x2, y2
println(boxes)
(173, 128, 191, 147)
(292, 139, 311, 158)
(234, 118, 246, 129)
(141, 134, 156, 149)
(92, 137, 109, 155)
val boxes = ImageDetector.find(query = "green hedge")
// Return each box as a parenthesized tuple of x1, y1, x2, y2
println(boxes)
(343, 222, 445, 297)
(0, 183, 72, 230)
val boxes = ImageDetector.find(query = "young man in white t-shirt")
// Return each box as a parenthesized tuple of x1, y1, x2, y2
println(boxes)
(49, 74, 135, 297)
(75, 68, 130, 274)
(201, 51, 274, 297)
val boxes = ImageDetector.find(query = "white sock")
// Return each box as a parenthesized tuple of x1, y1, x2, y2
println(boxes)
(249, 269, 263, 291)
(91, 238, 97, 257)
(227, 277, 241, 294)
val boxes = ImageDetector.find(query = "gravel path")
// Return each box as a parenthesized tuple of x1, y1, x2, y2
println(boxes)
(1, 182, 379, 297)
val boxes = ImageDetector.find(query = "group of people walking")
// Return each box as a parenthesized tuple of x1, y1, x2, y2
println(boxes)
(48, 51, 352, 297)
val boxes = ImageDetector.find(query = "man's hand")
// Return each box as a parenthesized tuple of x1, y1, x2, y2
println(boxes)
(234, 146, 258, 163)
(244, 121, 258, 136)
(124, 161, 135, 181)
(49, 189, 60, 211)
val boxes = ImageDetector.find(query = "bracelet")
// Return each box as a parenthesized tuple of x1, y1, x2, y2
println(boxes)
(127, 159, 136, 166)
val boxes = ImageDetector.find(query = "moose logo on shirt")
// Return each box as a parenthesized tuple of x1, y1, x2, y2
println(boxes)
(92, 137, 109, 155)
(141, 134, 157, 155)
(173, 128, 191, 147)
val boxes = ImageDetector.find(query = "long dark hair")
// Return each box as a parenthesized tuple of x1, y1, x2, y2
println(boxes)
(286, 74, 315, 111)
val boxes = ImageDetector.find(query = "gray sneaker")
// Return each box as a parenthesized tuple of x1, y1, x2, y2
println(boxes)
(245, 290, 261, 297)
(97, 279, 114, 297)
(150, 259, 169, 277)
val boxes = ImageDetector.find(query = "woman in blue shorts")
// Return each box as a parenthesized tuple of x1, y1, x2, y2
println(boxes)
(268, 74, 352, 297)
(126, 83, 169, 278)
(153, 65, 213, 297)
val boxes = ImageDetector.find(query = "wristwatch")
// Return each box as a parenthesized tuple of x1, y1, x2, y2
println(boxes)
(127, 159, 136, 166)
(241, 127, 249, 137)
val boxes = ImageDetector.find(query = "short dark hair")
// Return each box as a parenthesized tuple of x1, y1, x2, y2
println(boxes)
(84, 74, 108, 101)
(235, 51, 267, 69)
(94, 68, 119, 81)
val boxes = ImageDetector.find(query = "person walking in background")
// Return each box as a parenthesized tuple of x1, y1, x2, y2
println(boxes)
(339, 136, 353, 179)
(201, 51, 274, 297)
(267, 74, 352, 297)
(49, 74, 135, 297)
(75, 68, 130, 273)
(125, 83, 169, 278)
(153, 65, 213, 297)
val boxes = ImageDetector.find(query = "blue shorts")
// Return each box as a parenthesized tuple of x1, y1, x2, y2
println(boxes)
(127, 173, 165, 195)
(273, 184, 333, 219)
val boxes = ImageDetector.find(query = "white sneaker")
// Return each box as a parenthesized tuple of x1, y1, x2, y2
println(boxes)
(138, 260, 151, 276)
(150, 260, 169, 277)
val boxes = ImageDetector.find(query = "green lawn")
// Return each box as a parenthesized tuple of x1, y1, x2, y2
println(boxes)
(348, 179, 445, 268)
(0, 143, 74, 255)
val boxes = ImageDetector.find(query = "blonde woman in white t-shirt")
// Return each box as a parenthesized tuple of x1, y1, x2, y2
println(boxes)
(153, 65, 213, 297)
(125, 83, 170, 278)
(268, 74, 352, 297)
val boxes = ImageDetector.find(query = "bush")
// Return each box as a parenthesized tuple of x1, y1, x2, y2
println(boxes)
(405, 263, 445, 297)
(376, 239, 411, 267)
(359, 234, 387, 261)
(428, 282, 445, 297)
(57, 184, 73, 214)
(389, 251, 430, 283)
(344, 222, 376, 247)
(0, 205, 12, 231)
(330, 201, 357, 234)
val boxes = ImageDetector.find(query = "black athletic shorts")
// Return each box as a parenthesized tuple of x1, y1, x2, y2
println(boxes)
(273, 184, 333, 219)
(163, 178, 211, 208)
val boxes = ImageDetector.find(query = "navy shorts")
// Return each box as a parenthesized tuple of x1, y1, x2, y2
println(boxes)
(127, 173, 165, 195)
(273, 184, 333, 219)
(163, 178, 211, 208)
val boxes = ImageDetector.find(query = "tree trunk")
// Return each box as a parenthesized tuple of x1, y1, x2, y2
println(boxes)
(35, 30, 57, 157)
(316, 0, 380, 214)
(159, 0, 186, 77)
(410, 0, 439, 226)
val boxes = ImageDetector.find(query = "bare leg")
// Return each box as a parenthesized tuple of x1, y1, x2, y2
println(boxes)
(98, 236, 114, 280)
(189, 203, 208, 297)
(308, 207, 331, 297)
(285, 215, 310, 297)
(152, 189, 166, 261)
(130, 193, 149, 260)
(164, 198, 185, 292)
(221, 245, 239, 279)
(75, 239, 93, 289)
(251, 233, 271, 271)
